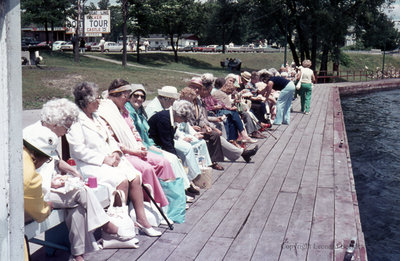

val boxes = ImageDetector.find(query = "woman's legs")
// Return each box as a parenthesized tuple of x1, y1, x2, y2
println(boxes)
(126, 155, 169, 207)
(146, 151, 176, 181)
(274, 82, 295, 125)
(128, 177, 152, 228)
(303, 84, 313, 113)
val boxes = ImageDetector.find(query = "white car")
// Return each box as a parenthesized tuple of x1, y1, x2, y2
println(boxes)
(60, 42, 73, 51)
(52, 41, 67, 51)
(91, 41, 124, 52)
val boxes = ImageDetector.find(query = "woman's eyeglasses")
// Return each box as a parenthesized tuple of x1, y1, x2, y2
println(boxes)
(60, 123, 71, 133)
(133, 94, 145, 99)
(46, 157, 53, 163)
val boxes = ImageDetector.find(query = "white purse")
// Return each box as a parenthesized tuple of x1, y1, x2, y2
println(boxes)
(296, 69, 303, 90)
(102, 190, 138, 249)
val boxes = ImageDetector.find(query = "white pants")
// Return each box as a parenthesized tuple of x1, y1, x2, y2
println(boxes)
(48, 186, 110, 256)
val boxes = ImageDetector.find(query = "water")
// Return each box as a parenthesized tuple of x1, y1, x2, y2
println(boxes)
(341, 89, 400, 261)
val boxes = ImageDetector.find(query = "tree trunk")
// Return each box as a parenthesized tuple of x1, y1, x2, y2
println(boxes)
(136, 35, 141, 63)
(287, 31, 299, 66)
(170, 34, 178, 63)
(311, 19, 317, 71)
(44, 19, 49, 44)
(122, 0, 128, 67)
(74, 0, 81, 63)
(222, 26, 226, 54)
(318, 45, 329, 83)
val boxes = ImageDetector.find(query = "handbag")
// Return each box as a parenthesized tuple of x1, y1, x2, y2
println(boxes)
(102, 190, 138, 249)
(296, 69, 303, 90)
(192, 167, 212, 189)
(159, 178, 186, 224)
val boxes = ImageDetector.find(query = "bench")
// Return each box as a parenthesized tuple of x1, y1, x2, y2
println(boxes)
(25, 136, 111, 255)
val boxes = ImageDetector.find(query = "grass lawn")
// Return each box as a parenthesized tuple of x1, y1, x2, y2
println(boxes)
(22, 50, 400, 109)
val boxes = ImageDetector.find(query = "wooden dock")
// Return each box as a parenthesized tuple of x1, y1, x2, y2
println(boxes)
(31, 79, 400, 261)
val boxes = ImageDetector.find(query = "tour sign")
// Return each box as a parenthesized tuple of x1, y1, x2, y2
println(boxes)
(85, 10, 110, 33)
(66, 10, 110, 35)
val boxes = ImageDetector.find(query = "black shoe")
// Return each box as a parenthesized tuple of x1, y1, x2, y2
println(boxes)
(241, 145, 259, 163)
(186, 184, 200, 195)
(185, 190, 196, 198)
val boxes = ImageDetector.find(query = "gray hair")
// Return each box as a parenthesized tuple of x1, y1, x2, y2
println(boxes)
(172, 100, 193, 122)
(41, 98, 79, 127)
(73, 82, 99, 110)
(201, 73, 214, 89)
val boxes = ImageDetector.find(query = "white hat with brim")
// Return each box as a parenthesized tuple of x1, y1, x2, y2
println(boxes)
(23, 122, 60, 160)
(157, 86, 180, 99)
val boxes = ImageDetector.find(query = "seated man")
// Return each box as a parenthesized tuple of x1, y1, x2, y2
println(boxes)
(148, 100, 204, 190)
(145, 85, 180, 119)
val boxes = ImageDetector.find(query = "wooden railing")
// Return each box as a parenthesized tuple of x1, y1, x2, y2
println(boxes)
(315, 69, 400, 83)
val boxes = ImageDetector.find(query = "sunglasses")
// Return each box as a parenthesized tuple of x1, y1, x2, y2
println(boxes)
(132, 93, 145, 99)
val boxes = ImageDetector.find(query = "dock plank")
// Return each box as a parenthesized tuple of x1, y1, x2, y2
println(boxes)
(28, 83, 370, 261)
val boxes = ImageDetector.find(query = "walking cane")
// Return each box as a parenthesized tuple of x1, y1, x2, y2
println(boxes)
(265, 128, 277, 140)
(142, 184, 174, 230)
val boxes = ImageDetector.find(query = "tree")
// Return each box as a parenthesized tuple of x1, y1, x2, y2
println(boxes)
(98, 0, 110, 10)
(249, 0, 397, 78)
(128, 0, 155, 62)
(21, 0, 70, 44)
(151, 0, 200, 62)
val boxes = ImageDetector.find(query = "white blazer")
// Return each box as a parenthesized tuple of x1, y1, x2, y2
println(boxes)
(66, 111, 139, 190)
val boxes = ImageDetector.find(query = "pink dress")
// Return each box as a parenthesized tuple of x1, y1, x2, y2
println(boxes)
(121, 109, 176, 207)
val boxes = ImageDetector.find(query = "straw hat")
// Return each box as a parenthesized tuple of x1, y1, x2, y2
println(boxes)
(241, 71, 251, 82)
(157, 86, 180, 99)
(188, 77, 203, 89)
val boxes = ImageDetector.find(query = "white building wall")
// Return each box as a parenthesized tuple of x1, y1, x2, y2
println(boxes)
(0, 0, 24, 260)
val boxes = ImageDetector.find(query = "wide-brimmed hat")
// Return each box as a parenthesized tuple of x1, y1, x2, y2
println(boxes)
(241, 71, 251, 82)
(23, 122, 59, 159)
(188, 77, 203, 89)
(157, 86, 180, 99)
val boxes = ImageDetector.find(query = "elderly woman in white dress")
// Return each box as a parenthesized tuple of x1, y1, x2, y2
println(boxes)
(66, 82, 161, 237)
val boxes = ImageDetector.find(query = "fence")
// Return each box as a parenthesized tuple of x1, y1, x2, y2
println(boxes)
(315, 68, 400, 83)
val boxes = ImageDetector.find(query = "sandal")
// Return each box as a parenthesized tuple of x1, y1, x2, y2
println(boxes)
(211, 162, 224, 171)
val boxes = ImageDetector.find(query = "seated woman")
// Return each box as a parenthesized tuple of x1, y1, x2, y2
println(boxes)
(208, 78, 257, 147)
(148, 100, 205, 183)
(124, 84, 190, 189)
(97, 79, 176, 209)
(180, 86, 224, 170)
(67, 82, 162, 237)
(23, 98, 134, 261)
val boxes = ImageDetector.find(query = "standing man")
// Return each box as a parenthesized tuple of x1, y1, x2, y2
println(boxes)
(99, 37, 105, 53)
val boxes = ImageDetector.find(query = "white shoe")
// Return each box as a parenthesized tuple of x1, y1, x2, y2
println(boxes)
(135, 222, 162, 237)
(242, 137, 257, 143)
(186, 195, 195, 203)
(186, 203, 190, 210)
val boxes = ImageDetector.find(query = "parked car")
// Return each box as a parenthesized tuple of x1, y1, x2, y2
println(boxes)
(160, 45, 173, 51)
(91, 41, 124, 52)
(84, 42, 97, 51)
(37, 41, 51, 49)
(180, 45, 193, 52)
(202, 45, 217, 52)
(192, 46, 205, 52)
(21, 37, 41, 47)
(60, 42, 73, 51)
(52, 41, 67, 51)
